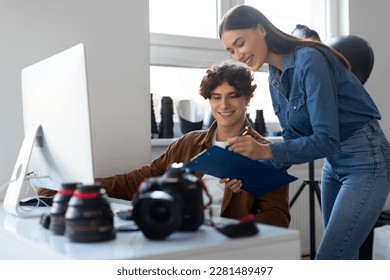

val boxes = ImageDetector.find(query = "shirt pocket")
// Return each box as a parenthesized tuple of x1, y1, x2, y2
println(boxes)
(287, 95, 306, 113)
(287, 95, 308, 128)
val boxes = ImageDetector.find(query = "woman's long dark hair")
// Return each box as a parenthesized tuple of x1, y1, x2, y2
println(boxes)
(219, 5, 351, 69)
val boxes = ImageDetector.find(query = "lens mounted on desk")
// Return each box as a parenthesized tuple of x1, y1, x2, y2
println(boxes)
(50, 182, 78, 235)
(64, 183, 116, 242)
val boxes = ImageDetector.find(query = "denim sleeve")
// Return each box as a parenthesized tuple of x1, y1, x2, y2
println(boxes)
(259, 159, 291, 172)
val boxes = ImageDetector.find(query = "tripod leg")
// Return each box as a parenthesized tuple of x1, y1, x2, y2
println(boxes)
(290, 182, 307, 208)
(309, 183, 316, 259)
(291, 161, 322, 259)
(314, 183, 321, 207)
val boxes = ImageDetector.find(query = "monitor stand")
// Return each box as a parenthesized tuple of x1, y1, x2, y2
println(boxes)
(3, 124, 50, 217)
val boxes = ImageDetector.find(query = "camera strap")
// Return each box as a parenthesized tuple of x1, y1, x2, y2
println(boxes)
(206, 209, 259, 238)
(201, 183, 259, 239)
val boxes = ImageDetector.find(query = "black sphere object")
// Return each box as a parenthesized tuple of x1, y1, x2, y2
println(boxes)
(327, 35, 374, 85)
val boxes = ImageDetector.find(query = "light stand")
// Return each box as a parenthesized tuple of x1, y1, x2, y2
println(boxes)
(289, 161, 321, 259)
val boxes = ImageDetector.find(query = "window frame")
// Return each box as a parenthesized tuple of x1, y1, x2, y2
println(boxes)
(150, 33, 229, 69)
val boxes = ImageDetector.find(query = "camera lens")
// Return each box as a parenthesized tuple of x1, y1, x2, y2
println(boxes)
(50, 182, 78, 235)
(149, 200, 171, 223)
(65, 183, 116, 242)
(133, 191, 182, 240)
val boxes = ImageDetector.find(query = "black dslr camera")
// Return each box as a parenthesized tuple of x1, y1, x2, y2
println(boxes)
(132, 163, 204, 240)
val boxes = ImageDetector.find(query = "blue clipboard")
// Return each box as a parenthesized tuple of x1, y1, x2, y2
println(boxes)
(185, 145, 297, 196)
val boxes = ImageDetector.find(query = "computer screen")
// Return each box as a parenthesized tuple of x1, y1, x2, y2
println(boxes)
(4, 43, 95, 217)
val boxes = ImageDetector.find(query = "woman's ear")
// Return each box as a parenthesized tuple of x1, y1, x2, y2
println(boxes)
(257, 24, 267, 37)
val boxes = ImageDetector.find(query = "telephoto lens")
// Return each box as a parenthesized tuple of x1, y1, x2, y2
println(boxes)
(50, 182, 78, 235)
(151, 93, 159, 139)
(254, 109, 267, 136)
(158, 96, 174, 138)
(65, 183, 116, 242)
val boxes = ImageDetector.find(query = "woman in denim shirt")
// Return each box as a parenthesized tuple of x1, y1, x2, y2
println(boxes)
(219, 5, 390, 259)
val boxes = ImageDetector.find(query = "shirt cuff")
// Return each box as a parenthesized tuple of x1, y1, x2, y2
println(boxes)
(269, 141, 291, 169)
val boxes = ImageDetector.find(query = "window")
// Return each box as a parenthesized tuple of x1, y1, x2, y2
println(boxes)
(150, 0, 331, 137)
(149, 0, 218, 38)
(245, 0, 326, 38)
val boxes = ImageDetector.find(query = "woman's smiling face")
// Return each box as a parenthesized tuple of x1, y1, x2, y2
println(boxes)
(221, 26, 268, 71)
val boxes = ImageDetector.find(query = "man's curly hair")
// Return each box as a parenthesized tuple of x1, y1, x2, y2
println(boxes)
(199, 61, 257, 99)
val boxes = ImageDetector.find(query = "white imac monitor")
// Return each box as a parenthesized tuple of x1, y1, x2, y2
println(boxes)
(4, 43, 95, 217)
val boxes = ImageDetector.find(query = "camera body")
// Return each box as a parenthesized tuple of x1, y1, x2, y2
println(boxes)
(132, 163, 204, 240)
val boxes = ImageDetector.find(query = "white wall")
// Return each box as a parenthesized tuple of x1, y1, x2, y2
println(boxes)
(348, 0, 390, 138)
(0, 0, 151, 197)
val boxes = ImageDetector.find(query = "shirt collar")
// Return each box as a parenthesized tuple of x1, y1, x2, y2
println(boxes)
(199, 118, 253, 148)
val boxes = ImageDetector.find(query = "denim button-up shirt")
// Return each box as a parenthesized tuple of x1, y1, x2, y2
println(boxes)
(268, 46, 381, 169)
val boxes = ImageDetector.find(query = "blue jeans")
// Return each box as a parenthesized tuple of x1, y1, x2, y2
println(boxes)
(316, 119, 390, 259)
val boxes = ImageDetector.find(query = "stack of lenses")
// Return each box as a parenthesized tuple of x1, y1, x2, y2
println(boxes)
(158, 96, 174, 138)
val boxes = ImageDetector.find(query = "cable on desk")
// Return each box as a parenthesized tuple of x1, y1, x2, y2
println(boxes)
(0, 178, 17, 192)
(1, 172, 53, 213)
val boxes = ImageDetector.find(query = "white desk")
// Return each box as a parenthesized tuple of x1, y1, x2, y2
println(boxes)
(0, 199, 301, 260)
